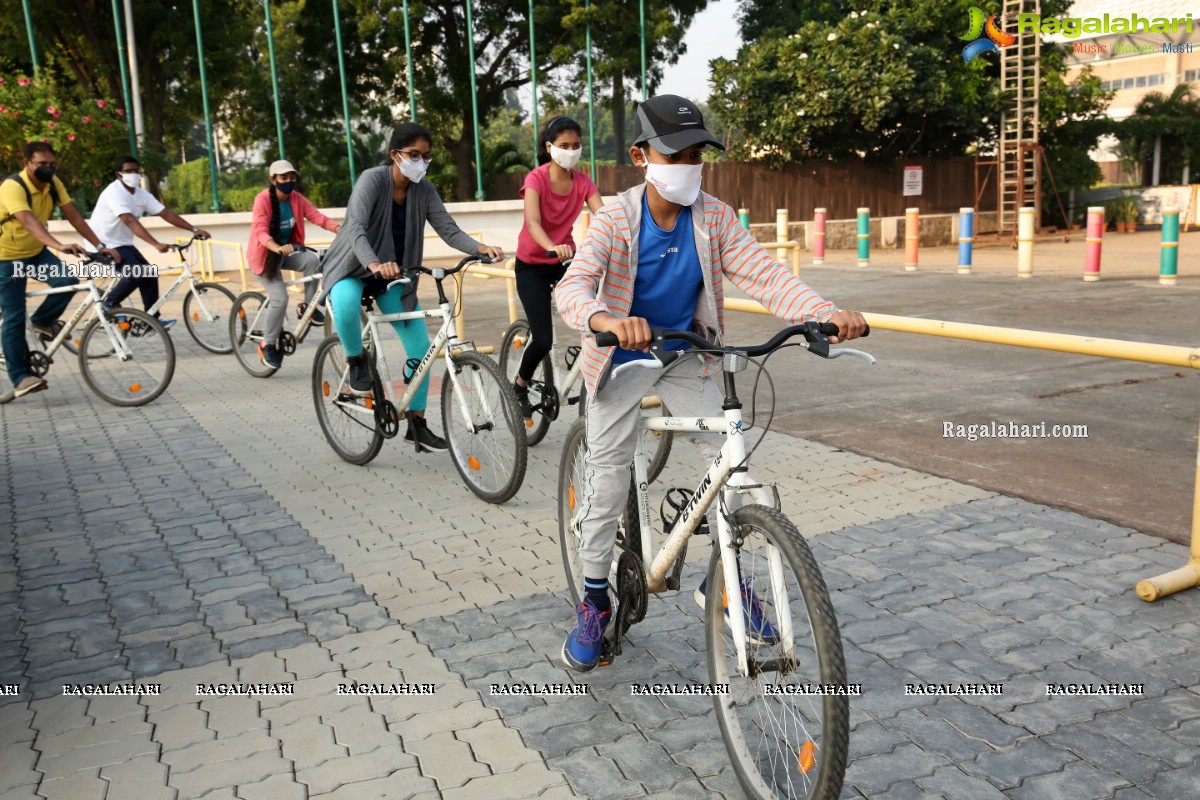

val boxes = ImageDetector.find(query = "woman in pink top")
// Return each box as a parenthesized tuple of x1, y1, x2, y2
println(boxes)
(248, 159, 341, 369)
(512, 116, 603, 417)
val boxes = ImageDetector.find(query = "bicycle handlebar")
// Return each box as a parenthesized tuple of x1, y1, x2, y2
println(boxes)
(400, 253, 501, 278)
(594, 321, 871, 364)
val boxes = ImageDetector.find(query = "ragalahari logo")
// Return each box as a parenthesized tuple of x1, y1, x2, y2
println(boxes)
(961, 6, 1016, 62)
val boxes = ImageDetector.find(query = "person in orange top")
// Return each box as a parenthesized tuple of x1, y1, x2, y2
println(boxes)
(247, 159, 340, 369)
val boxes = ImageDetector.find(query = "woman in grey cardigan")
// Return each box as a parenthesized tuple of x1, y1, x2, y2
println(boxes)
(323, 121, 504, 453)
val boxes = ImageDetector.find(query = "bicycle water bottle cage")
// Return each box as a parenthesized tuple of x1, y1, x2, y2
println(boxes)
(565, 344, 581, 370)
(402, 357, 421, 383)
(660, 487, 710, 536)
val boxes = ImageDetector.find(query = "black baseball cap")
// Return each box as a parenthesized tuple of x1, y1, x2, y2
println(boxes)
(631, 95, 726, 155)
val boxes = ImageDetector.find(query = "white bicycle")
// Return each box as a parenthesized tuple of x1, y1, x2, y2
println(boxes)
(312, 255, 527, 504)
(559, 321, 874, 800)
(129, 235, 236, 354)
(499, 251, 672, 480)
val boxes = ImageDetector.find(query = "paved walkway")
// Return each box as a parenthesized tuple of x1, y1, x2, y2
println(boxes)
(1, 284, 1198, 799)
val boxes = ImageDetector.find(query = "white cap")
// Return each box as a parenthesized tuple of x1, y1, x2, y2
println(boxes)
(269, 159, 300, 177)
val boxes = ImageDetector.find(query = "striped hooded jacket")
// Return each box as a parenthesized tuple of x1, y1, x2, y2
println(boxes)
(555, 182, 838, 397)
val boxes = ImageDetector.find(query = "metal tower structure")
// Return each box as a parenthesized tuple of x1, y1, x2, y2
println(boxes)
(998, 0, 1040, 234)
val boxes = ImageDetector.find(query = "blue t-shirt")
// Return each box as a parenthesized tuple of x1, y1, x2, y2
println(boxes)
(612, 195, 703, 365)
(274, 201, 295, 245)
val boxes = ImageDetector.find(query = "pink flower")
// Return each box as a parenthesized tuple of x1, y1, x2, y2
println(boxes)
(81, 115, 93, 123)
(97, 100, 108, 108)
(102, 122, 111, 128)
(47, 106, 57, 115)
(48, 121, 56, 128)
(0, 106, 6, 113)
(18, 77, 30, 86)
(115, 108, 124, 117)
(67, 133, 75, 141)
(93, 179, 101, 186)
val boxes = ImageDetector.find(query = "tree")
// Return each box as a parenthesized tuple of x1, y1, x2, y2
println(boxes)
(1121, 84, 1200, 186)
(552, 0, 708, 165)
(736, 0, 845, 42)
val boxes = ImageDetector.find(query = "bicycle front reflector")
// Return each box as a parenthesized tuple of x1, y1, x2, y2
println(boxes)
(128, 384, 142, 393)
(468, 456, 481, 471)
(798, 741, 815, 775)
(322, 381, 330, 398)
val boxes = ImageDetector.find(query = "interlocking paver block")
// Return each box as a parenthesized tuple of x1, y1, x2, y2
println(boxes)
(456, 718, 541, 773)
(99, 756, 176, 800)
(33, 769, 109, 800)
(296, 746, 421, 795)
(168, 749, 290, 800)
(440, 762, 573, 800)
(235, 772, 308, 800)
(306, 768, 438, 799)
(1008, 760, 1131, 800)
(36, 732, 159, 780)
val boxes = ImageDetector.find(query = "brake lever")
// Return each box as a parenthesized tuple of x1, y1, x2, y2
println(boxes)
(826, 348, 876, 364)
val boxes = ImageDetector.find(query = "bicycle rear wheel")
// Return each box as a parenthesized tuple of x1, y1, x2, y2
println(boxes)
(312, 335, 383, 465)
(229, 292, 277, 377)
(499, 319, 553, 447)
(183, 282, 237, 354)
(706, 504, 848, 800)
(441, 350, 527, 504)
(78, 309, 176, 407)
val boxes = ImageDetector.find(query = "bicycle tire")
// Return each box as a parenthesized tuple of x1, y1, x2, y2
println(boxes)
(183, 281, 237, 354)
(312, 334, 383, 465)
(229, 291, 278, 378)
(499, 319, 553, 447)
(705, 504, 848, 800)
(78, 308, 176, 407)
(557, 416, 640, 604)
(441, 350, 527, 504)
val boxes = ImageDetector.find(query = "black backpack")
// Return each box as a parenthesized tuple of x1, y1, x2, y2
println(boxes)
(0, 172, 65, 232)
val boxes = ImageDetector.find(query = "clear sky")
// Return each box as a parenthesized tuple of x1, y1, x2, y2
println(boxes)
(658, 0, 744, 104)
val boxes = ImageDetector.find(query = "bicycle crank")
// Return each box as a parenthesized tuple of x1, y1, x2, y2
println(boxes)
(375, 398, 400, 439)
(26, 351, 51, 378)
(278, 331, 297, 356)
(598, 549, 648, 666)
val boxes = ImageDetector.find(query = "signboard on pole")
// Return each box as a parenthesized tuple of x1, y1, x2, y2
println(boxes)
(903, 165, 923, 196)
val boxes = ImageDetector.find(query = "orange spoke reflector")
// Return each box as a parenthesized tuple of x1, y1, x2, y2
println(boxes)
(73, 339, 81, 346)
(118, 322, 131, 331)
(128, 384, 142, 393)
(468, 456, 481, 471)
(193, 312, 200, 321)
(238, 309, 246, 318)
(514, 337, 525, 348)
(722, 584, 729, 609)
(568, 485, 576, 510)
(364, 397, 374, 410)
(798, 741, 816, 775)
(525, 418, 534, 428)
(322, 381, 330, 398)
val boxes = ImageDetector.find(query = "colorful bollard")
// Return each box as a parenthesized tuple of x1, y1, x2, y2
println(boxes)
(738, 207, 750, 231)
(813, 207, 827, 265)
(1017, 206, 1034, 279)
(1160, 207, 1180, 286)
(957, 207, 974, 274)
(904, 207, 920, 271)
(856, 207, 870, 267)
(776, 208, 789, 267)
(1084, 206, 1104, 282)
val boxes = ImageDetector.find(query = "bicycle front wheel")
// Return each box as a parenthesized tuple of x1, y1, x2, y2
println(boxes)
(441, 350, 527, 504)
(499, 319, 553, 447)
(312, 335, 383, 465)
(229, 292, 277, 377)
(706, 504, 848, 800)
(183, 282, 237, 354)
(78, 309, 176, 407)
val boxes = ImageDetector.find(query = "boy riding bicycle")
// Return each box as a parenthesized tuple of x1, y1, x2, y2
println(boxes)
(554, 94, 867, 672)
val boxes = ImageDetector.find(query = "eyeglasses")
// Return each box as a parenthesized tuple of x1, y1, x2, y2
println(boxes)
(396, 149, 434, 164)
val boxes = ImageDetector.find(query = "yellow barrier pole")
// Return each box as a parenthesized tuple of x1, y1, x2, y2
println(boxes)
(1017, 206, 1034, 279)
(775, 209, 788, 269)
(237, 243, 248, 292)
(505, 257, 518, 324)
(1137, 422, 1200, 600)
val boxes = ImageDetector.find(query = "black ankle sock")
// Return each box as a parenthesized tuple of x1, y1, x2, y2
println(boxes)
(583, 577, 610, 613)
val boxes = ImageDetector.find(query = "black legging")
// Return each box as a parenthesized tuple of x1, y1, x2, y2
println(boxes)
(515, 257, 568, 382)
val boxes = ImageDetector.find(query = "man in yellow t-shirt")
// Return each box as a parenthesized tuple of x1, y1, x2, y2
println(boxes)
(0, 141, 118, 402)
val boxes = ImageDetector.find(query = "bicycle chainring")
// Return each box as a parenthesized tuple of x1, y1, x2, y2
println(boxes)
(278, 331, 297, 356)
(376, 398, 400, 439)
(541, 383, 560, 421)
(616, 549, 648, 627)
(26, 351, 51, 378)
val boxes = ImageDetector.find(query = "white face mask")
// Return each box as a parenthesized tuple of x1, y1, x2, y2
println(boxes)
(120, 172, 141, 189)
(394, 152, 428, 183)
(549, 144, 582, 170)
(641, 151, 703, 206)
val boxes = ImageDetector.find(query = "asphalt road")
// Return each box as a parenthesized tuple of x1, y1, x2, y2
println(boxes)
(455, 239, 1200, 545)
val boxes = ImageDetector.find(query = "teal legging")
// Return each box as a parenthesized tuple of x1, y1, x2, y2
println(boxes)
(329, 276, 431, 412)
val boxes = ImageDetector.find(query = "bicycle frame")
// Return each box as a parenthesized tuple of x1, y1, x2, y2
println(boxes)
(627, 396, 787, 679)
(241, 272, 325, 339)
(143, 245, 209, 319)
(26, 280, 135, 361)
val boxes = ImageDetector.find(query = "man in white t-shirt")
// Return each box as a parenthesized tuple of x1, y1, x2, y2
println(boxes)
(90, 155, 210, 327)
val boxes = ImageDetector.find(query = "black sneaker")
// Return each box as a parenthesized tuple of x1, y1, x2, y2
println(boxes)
(513, 382, 534, 419)
(346, 353, 372, 394)
(405, 414, 448, 453)
(258, 341, 282, 369)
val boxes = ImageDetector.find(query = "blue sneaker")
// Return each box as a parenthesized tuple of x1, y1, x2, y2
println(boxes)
(157, 318, 177, 331)
(561, 599, 612, 673)
(695, 576, 780, 646)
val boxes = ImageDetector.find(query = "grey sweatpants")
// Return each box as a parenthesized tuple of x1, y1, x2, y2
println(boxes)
(256, 249, 321, 345)
(577, 355, 725, 581)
